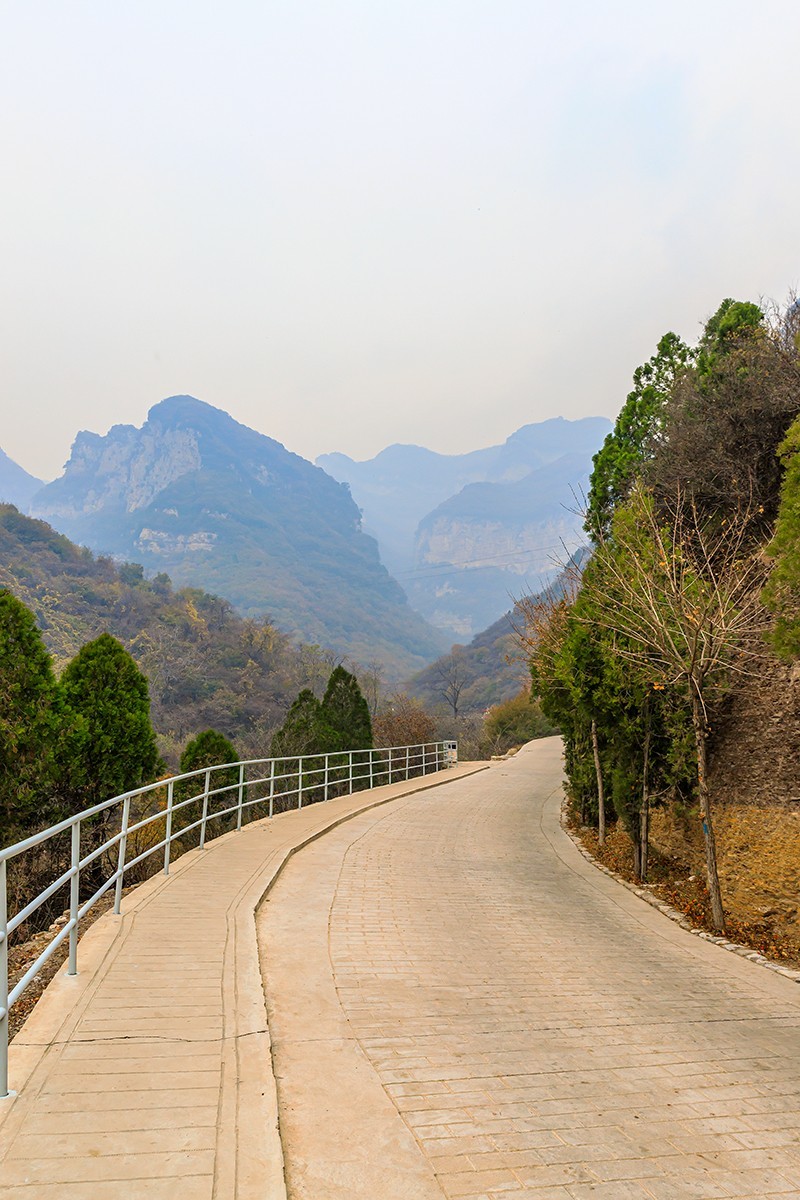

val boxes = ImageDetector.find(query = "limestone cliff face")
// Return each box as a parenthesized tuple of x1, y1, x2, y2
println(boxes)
(136, 526, 217, 556)
(405, 452, 598, 638)
(33, 423, 201, 519)
(416, 514, 583, 578)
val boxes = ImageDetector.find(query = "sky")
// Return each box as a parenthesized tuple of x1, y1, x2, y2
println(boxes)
(2, 1, 799, 481)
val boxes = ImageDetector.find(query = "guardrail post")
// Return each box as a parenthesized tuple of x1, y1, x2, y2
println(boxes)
(348, 751, 353, 794)
(297, 758, 304, 809)
(269, 761, 275, 818)
(236, 763, 245, 831)
(405, 745, 410, 780)
(114, 797, 131, 916)
(324, 754, 330, 802)
(369, 749, 374, 789)
(199, 768, 211, 849)
(164, 779, 174, 875)
(68, 821, 80, 975)
(1, 858, 9, 1099)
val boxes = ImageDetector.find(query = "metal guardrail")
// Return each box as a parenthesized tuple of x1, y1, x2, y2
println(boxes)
(0, 739, 457, 1098)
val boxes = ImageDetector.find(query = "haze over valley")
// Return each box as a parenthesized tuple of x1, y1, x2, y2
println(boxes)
(321, 415, 610, 637)
(0, 398, 611, 678)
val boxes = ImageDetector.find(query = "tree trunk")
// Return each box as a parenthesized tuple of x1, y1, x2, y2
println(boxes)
(591, 718, 606, 847)
(640, 710, 651, 884)
(690, 687, 726, 934)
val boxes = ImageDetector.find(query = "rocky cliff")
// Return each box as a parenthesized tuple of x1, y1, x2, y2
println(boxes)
(30, 396, 446, 678)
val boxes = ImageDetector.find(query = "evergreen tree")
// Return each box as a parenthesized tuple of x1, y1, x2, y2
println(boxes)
(270, 689, 334, 758)
(696, 297, 764, 379)
(180, 729, 238, 776)
(0, 590, 64, 842)
(61, 632, 159, 809)
(763, 415, 800, 658)
(269, 689, 339, 807)
(585, 332, 694, 543)
(649, 298, 798, 532)
(320, 666, 373, 752)
(178, 729, 240, 835)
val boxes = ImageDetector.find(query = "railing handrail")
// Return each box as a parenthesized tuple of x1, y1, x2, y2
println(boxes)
(0, 741, 451, 864)
(0, 739, 457, 1098)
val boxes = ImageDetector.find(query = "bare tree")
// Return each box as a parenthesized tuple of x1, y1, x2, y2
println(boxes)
(589, 485, 768, 932)
(434, 650, 468, 721)
(295, 644, 342, 697)
(358, 659, 385, 720)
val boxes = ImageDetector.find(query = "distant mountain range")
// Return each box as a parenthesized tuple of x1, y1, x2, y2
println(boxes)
(4, 401, 609, 670)
(27, 396, 447, 679)
(319, 416, 611, 638)
(0, 447, 44, 510)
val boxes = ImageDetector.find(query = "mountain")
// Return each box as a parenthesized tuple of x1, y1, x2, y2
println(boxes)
(319, 416, 611, 638)
(0, 447, 44, 509)
(410, 452, 592, 635)
(29, 396, 447, 678)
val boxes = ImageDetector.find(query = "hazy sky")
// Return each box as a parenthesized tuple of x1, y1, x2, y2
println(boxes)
(2, 1, 798, 480)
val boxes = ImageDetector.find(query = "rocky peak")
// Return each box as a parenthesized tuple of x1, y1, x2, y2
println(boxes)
(33, 416, 201, 518)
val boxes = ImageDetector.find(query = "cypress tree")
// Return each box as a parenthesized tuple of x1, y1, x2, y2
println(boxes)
(320, 666, 373, 752)
(178, 729, 239, 836)
(270, 689, 334, 758)
(61, 632, 159, 808)
(764, 415, 800, 659)
(180, 729, 238, 776)
(0, 590, 63, 843)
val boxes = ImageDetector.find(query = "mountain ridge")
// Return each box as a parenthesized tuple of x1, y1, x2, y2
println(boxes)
(30, 396, 447, 679)
(319, 416, 611, 637)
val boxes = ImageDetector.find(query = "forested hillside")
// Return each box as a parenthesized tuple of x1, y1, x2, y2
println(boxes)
(524, 299, 800, 950)
(407, 605, 527, 714)
(0, 505, 347, 762)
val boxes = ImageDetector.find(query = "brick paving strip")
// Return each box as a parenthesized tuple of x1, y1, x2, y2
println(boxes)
(260, 737, 800, 1200)
(0, 762, 485, 1199)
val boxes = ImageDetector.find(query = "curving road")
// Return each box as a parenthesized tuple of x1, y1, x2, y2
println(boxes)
(260, 737, 800, 1200)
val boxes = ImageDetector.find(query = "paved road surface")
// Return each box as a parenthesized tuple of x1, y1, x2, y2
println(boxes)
(261, 737, 800, 1200)
(0, 763, 484, 1198)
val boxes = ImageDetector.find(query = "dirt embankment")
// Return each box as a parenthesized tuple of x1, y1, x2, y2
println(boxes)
(577, 641, 800, 963)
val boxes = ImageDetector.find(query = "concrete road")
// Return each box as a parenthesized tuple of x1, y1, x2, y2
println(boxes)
(260, 737, 800, 1200)
(0, 762, 485, 1198)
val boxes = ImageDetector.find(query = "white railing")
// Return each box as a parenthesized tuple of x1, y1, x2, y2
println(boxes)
(0, 739, 457, 1098)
